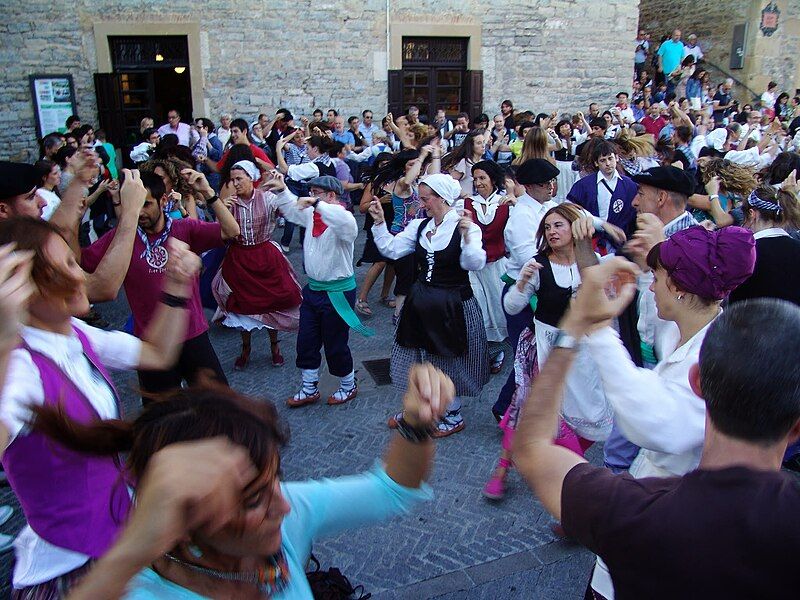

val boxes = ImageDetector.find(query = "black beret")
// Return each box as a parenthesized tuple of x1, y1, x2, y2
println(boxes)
(631, 166, 694, 196)
(0, 162, 39, 201)
(515, 158, 560, 185)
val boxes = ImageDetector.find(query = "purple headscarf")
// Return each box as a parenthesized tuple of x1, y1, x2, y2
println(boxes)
(657, 226, 756, 300)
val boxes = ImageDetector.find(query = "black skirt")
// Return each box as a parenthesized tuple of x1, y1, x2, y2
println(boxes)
(396, 282, 470, 357)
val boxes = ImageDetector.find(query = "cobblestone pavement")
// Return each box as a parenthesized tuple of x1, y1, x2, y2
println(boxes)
(0, 212, 596, 598)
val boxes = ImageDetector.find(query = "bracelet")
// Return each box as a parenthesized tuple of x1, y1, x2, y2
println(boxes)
(709, 194, 720, 202)
(206, 195, 219, 205)
(395, 416, 435, 443)
(161, 292, 190, 308)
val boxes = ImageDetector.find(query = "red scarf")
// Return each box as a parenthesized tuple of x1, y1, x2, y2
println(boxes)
(312, 212, 328, 237)
(311, 200, 340, 237)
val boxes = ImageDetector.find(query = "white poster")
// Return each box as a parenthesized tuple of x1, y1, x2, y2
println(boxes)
(30, 75, 76, 137)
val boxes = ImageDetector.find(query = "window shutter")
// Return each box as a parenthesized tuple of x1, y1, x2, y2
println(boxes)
(465, 70, 483, 120)
(388, 70, 403, 116)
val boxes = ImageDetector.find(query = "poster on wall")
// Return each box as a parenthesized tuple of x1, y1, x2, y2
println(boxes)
(29, 74, 77, 139)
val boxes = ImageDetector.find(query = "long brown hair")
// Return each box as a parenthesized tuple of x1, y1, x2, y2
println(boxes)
(742, 184, 800, 230)
(31, 384, 290, 484)
(699, 158, 758, 197)
(535, 203, 585, 255)
(0, 217, 79, 298)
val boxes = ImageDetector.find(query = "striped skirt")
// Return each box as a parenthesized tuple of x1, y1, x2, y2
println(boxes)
(391, 297, 489, 396)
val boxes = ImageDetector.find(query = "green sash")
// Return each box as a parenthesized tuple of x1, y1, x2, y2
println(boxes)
(501, 273, 538, 311)
(640, 341, 657, 365)
(307, 275, 375, 337)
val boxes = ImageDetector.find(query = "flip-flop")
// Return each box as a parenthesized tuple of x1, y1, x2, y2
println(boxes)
(0, 533, 13, 554)
(380, 296, 397, 308)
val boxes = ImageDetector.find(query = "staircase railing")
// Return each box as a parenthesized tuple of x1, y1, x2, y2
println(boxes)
(700, 58, 761, 101)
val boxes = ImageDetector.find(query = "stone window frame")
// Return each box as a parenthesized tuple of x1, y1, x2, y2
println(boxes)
(93, 22, 205, 115)
(389, 23, 481, 70)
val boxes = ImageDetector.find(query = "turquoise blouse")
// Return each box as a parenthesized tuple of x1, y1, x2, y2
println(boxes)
(123, 464, 433, 599)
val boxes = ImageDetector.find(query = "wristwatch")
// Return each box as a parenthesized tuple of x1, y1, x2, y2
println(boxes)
(552, 329, 579, 351)
(395, 416, 435, 443)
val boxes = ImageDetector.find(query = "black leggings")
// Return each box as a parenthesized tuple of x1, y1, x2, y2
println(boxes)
(138, 331, 227, 400)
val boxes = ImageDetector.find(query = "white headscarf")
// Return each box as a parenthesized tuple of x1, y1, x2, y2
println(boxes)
(231, 160, 259, 181)
(421, 173, 462, 206)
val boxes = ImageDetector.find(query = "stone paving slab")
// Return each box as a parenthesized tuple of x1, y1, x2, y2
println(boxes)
(0, 213, 594, 598)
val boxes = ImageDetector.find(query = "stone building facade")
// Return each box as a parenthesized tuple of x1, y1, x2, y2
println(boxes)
(639, 0, 800, 100)
(1, 0, 638, 161)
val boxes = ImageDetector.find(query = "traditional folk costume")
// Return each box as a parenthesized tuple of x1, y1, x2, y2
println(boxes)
(212, 162, 302, 349)
(464, 191, 509, 371)
(1, 321, 138, 595)
(503, 255, 613, 444)
(491, 159, 559, 419)
(274, 176, 373, 407)
(373, 174, 489, 436)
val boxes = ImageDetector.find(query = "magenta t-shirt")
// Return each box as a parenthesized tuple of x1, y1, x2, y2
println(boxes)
(81, 219, 224, 340)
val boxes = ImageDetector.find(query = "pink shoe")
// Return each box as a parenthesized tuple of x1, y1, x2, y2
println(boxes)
(483, 457, 512, 501)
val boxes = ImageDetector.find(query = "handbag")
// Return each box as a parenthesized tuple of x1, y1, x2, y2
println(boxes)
(305, 554, 371, 600)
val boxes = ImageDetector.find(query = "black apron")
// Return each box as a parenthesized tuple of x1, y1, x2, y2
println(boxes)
(396, 218, 472, 357)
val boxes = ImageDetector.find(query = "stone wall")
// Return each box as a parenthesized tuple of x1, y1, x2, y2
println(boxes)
(639, 0, 800, 101)
(0, 0, 638, 162)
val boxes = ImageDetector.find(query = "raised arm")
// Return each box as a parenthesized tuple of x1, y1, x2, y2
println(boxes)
(368, 200, 418, 259)
(84, 170, 146, 302)
(181, 169, 240, 240)
(457, 211, 487, 271)
(0, 246, 34, 456)
(136, 238, 202, 370)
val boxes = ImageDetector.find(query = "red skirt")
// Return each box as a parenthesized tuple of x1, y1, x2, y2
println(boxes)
(216, 241, 302, 315)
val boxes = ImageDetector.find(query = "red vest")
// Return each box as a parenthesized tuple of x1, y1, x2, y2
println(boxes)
(465, 199, 509, 263)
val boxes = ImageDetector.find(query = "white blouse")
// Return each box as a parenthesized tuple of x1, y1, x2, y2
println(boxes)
(0, 318, 141, 587)
(372, 209, 486, 272)
(585, 318, 718, 478)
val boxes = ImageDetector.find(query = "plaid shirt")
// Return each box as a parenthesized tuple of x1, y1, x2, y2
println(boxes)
(284, 143, 309, 166)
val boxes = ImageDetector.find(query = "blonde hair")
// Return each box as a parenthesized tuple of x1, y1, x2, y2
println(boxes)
(614, 130, 656, 158)
(513, 127, 554, 165)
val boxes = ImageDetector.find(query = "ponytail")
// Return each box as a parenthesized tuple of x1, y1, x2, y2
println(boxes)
(776, 189, 800, 230)
(30, 404, 134, 456)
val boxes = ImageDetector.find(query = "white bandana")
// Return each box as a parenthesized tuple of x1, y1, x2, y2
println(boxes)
(232, 160, 259, 181)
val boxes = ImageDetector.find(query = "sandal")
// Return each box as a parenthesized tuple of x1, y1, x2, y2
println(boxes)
(355, 299, 372, 316)
(380, 295, 397, 309)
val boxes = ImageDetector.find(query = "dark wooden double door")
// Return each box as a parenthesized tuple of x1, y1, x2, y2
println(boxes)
(388, 37, 482, 122)
(94, 36, 193, 148)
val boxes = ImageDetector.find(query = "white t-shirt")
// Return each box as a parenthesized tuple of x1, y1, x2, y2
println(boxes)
(36, 188, 61, 221)
(1, 318, 141, 587)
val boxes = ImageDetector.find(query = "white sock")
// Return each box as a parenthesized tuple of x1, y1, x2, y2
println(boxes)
(448, 396, 462, 414)
(301, 369, 319, 394)
(340, 371, 355, 390)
